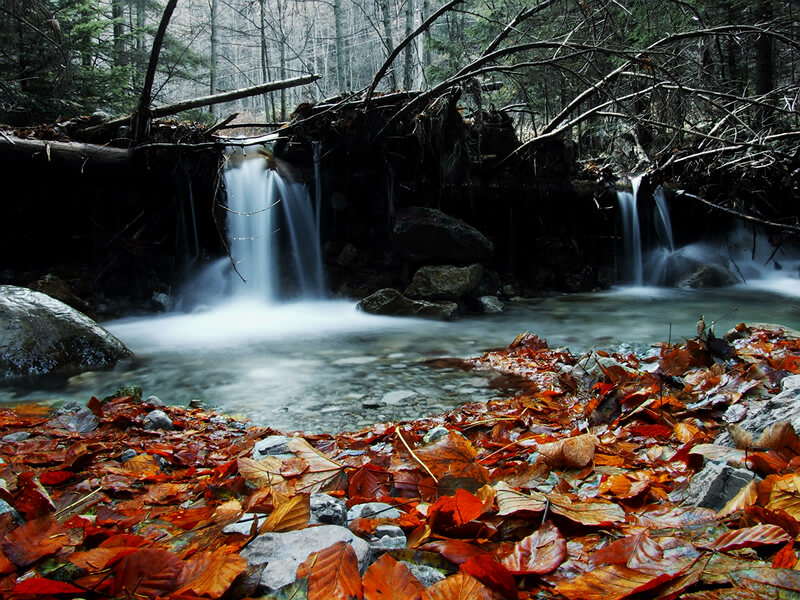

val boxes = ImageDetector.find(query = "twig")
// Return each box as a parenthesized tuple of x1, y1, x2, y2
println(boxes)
(397, 428, 438, 483)
(54, 487, 103, 516)
(676, 190, 800, 234)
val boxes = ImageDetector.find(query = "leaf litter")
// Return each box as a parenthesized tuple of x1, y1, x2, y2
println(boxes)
(1, 323, 800, 598)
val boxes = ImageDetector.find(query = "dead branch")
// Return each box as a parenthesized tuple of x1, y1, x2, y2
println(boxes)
(675, 190, 800, 234)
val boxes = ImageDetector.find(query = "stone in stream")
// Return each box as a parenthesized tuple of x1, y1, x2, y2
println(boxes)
(392, 207, 494, 264)
(0, 285, 132, 379)
(357, 288, 458, 320)
(143, 409, 173, 431)
(239, 525, 371, 595)
(404, 264, 484, 300)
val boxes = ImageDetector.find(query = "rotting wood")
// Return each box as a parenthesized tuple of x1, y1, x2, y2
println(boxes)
(0, 134, 131, 170)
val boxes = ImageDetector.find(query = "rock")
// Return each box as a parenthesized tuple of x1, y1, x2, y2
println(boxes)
(28, 274, 96, 319)
(0, 285, 133, 379)
(715, 375, 800, 446)
(368, 525, 407, 553)
(381, 390, 416, 405)
(119, 449, 137, 462)
(405, 264, 484, 300)
(143, 409, 173, 431)
(347, 501, 402, 521)
(49, 406, 98, 433)
(678, 264, 739, 288)
(337, 243, 358, 267)
(357, 288, 458, 320)
(393, 207, 494, 264)
(145, 395, 165, 407)
(309, 493, 347, 526)
(404, 562, 446, 587)
(682, 462, 753, 511)
(422, 426, 450, 446)
(239, 525, 371, 594)
(475, 295, 504, 314)
(253, 435, 293, 459)
(1, 432, 30, 443)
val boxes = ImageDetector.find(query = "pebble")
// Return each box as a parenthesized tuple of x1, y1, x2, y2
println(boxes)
(143, 409, 173, 430)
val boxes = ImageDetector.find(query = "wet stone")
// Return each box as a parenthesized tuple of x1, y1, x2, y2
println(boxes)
(2, 431, 30, 443)
(309, 493, 347, 526)
(347, 501, 402, 521)
(404, 562, 446, 587)
(253, 435, 293, 459)
(145, 395, 165, 407)
(143, 409, 173, 431)
(119, 449, 137, 462)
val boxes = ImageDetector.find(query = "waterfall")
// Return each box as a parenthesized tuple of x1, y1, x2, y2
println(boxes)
(616, 176, 675, 286)
(180, 155, 324, 308)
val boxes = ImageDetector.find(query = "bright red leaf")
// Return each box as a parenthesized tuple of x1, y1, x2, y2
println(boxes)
(460, 555, 517, 600)
(500, 520, 566, 575)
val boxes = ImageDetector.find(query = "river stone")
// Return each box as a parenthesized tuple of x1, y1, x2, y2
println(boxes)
(405, 563, 446, 587)
(347, 501, 402, 521)
(357, 288, 458, 320)
(682, 461, 753, 511)
(405, 264, 484, 300)
(393, 207, 494, 264)
(239, 525, 371, 593)
(678, 264, 739, 288)
(143, 409, 173, 430)
(0, 285, 133, 379)
(1, 432, 30, 443)
(252, 435, 294, 459)
(309, 493, 347, 526)
(476, 295, 504, 314)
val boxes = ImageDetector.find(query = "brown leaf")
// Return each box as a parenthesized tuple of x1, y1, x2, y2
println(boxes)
(414, 431, 489, 483)
(547, 492, 626, 526)
(758, 421, 800, 454)
(297, 541, 363, 600)
(706, 524, 791, 552)
(555, 564, 675, 600)
(2, 515, 69, 567)
(237, 456, 286, 488)
(14, 472, 55, 519)
(460, 555, 517, 600)
(727, 424, 755, 450)
(421, 572, 499, 600)
(500, 520, 566, 575)
(175, 548, 248, 598)
(494, 481, 547, 516)
(288, 438, 346, 494)
(260, 492, 310, 533)
(363, 553, 424, 600)
(537, 434, 598, 469)
(718, 480, 758, 518)
(110, 548, 184, 598)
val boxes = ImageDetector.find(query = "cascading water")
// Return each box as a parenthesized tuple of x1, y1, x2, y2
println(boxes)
(616, 176, 675, 286)
(181, 155, 325, 307)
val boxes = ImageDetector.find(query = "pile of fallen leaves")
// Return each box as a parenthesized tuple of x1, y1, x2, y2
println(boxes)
(2, 322, 800, 599)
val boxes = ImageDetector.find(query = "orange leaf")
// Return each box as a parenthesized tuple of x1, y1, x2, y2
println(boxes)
(421, 572, 497, 600)
(537, 434, 598, 468)
(260, 493, 310, 533)
(69, 546, 140, 571)
(349, 465, 392, 500)
(773, 541, 797, 569)
(556, 564, 675, 600)
(707, 524, 791, 552)
(110, 548, 184, 598)
(288, 438, 347, 494)
(297, 541, 363, 600)
(175, 549, 248, 598)
(460, 555, 516, 600)
(237, 456, 286, 488)
(494, 481, 548, 516)
(363, 553, 424, 600)
(420, 539, 490, 565)
(414, 431, 489, 483)
(547, 492, 626, 526)
(2, 515, 69, 567)
(429, 489, 485, 529)
(500, 520, 565, 575)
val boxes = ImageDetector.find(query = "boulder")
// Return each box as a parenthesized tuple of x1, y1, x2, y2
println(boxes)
(239, 525, 371, 594)
(678, 264, 739, 288)
(682, 462, 753, 511)
(475, 295, 504, 314)
(309, 493, 347, 526)
(0, 285, 132, 379)
(405, 264, 484, 300)
(393, 207, 493, 264)
(357, 288, 458, 320)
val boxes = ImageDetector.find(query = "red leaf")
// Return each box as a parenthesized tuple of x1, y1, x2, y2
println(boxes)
(460, 555, 517, 600)
(12, 577, 85, 595)
(2, 515, 69, 567)
(38, 470, 73, 486)
(363, 553, 424, 600)
(349, 465, 392, 500)
(421, 539, 490, 565)
(14, 472, 55, 519)
(421, 572, 497, 600)
(429, 489, 485, 529)
(297, 541, 363, 600)
(500, 520, 566, 575)
(110, 548, 184, 598)
(773, 541, 797, 569)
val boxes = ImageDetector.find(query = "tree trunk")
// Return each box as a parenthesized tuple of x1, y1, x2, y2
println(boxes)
(422, 0, 431, 77)
(403, 0, 414, 90)
(333, 0, 347, 92)
(754, 0, 774, 127)
(259, 0, 272, 118)
(210, 0, 219, 117)
(379, 0, 398, 90)
(112, 0, 126, 66)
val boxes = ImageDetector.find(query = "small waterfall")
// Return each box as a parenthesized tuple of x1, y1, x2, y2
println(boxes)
(181, 155, 325, 307)
(616, 176, 675, 285)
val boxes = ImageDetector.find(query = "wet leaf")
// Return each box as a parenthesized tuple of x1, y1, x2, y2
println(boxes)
(288, 438, 346, 494)
(460, 555, 517, 600)
(237, 456, 286, 488)
(14, 472, 55, 519)
(421, 572, 498, 600)
(363, 553, 424, 600)
(547, 492, 626, 525)
(2, 515, 69, 567)
(706, 524, 791, 552)
(414, 431, 489, 483)
(727, 424, 755, 449)
(556, 564, 675, 600)
(12, 577, 85, 595)
(494, 481, 547, 515)
(420, 539, 491, 565)
(175, 548, 248, 598)
(500, 520, 565, 575)
(537, 434, 599, 468)
(110, 548, 184, 598)
(772, 541, 797, 568)
(260, 492, 310, 533)
(297, 541, 363, 600)
(718, 479, 758, 518)
(429, 489, 485, 528)
(758, 421, 800, 455)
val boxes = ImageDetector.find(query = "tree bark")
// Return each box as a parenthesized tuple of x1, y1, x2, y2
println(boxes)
(210, 0, 219, 117)
(403, 0, 414, 90)
(378, 0, 398, 90)
(132, 0, 179, 142)
(333, 0, 347, 92)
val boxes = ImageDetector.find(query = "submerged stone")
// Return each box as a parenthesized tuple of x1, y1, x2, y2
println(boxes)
(357, 288, 458, 320)
(0, 285, 132, 379)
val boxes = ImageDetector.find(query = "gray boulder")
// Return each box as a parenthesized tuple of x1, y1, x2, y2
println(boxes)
(716, 375, 800, 445)
(143, 409, 173, 431)
(239, 525, 371, 594)
(475, 295, 504, 314)
(309, 493, 347, 526)
(405, 264, 484, 300)
(357, 288, 458, 320)
(681, 462, 753, 511)
(0, 285, 132, 379)
(678, 264, 739, 288)
(393, 207, 493, 264)
(347, 501, 402, 521)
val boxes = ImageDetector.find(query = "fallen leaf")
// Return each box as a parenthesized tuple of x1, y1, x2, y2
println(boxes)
(537, 434, 599, 468)
(260, 492, 310, 533)
(297, 541, 363, 600)
(237, 456, 286, 488)
(556, 564, 675, 600)
(706, 523, 791, 552)
(175, 548, 248, 598)
(494, 481, 547, 516)
(414, 431, 489, 483)
(12, 577, 86, 595)
(500, 520, 565, 575)
(288, 438, 346, 494)
(2, 515, 69, 567)
(421, 572, 498, 600)
(110, 548, 184, 598)
(363, 553, 424, 600)
(460, 555, 517, 600)
(548, 492, 626, 526)
(429, 489, 485, 529)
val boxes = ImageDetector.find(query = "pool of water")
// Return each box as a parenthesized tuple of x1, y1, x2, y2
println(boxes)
(2, 284, 799, 433)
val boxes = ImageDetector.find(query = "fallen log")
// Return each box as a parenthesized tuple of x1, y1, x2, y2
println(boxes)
(0, 134, 131, 171)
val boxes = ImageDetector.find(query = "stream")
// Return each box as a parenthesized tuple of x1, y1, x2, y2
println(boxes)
(2, 283, 798, 433)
